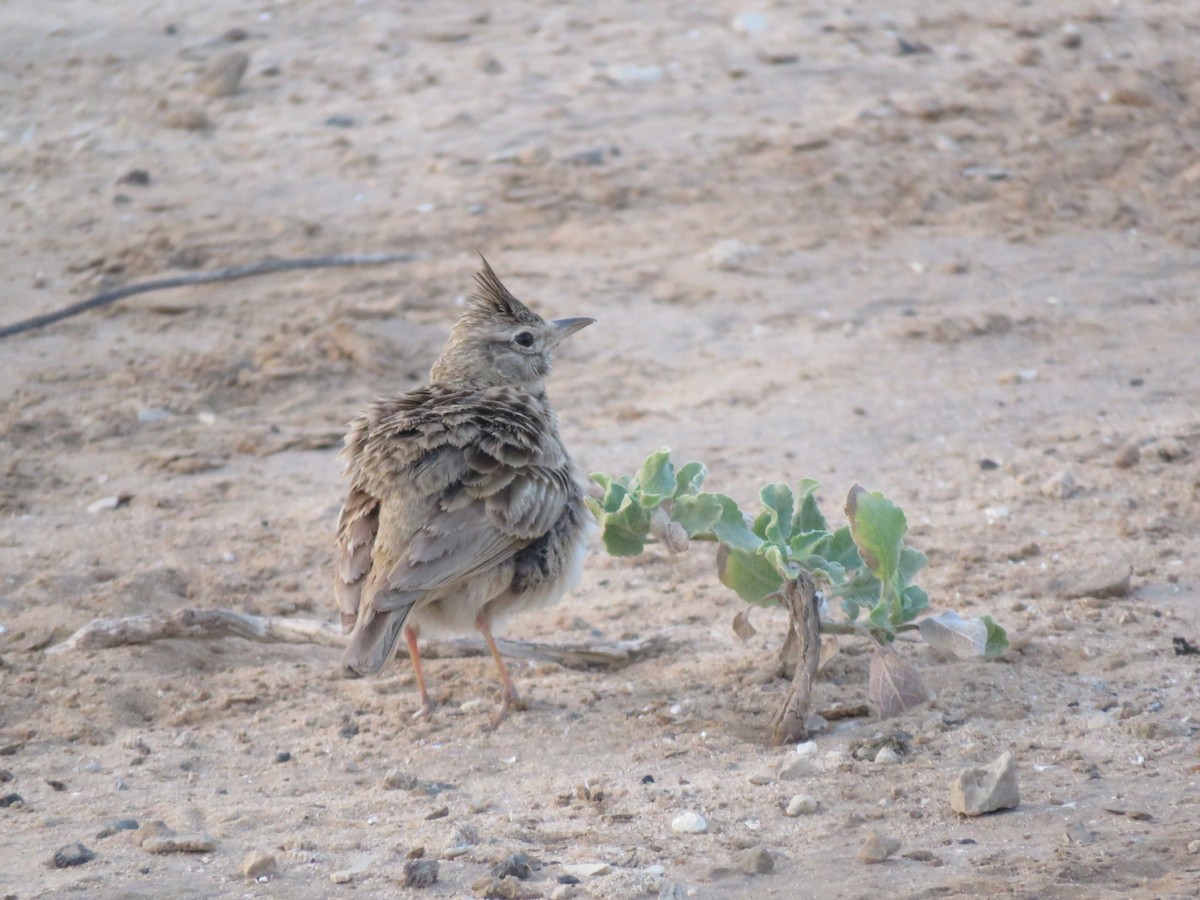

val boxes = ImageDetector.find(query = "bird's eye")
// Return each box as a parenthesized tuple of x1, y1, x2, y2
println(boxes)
(514, 331, 535, 348)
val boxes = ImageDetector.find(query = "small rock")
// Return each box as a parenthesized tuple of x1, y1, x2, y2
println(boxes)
(197, 51, 250, 98)
(492, 853, 535, 880)
(383, 768, 418, 790)
(133, 820, 174, 846)
(785, 794, 818, 816)
(163, 106, 211, 131)
(706, 239, 759, 271)
(1063, 822, 1097, 845)
(950, 750, 1020, 816)
(874, 746, 901, 765)
(564, 147, 607, 166)
(794, 741, 818, 757)
(1060, 567, 1132, 600)
(903, 849, 936, 862)
(274, 751, 292, 763)
(118, 169, 152, 187)
(142, 832, 216, 854)
(242, 851, 279, 880)
(87, 494, 131, 514)
(1187, 839, 1200, 855)
(561, 862, 611, 878)
(338, 721, 360, 739)
(404, 858, 439, 888)
(604, 63, 663, 84)
(1040, 470, 1077, 500)
(0, 793, 24, 808)
(747, 773, 774, 786)
(425, 805, 449, 820)
(857, 830, 900, 863)
(1155, 438, 1188, 461)
(0, 770, 11, 782)
(776, 757, 814, 780)
(96, 818, 139, 839)
(471, 875, 540, 899)
(325, 114, 356, 128)
(1113, 444, 1140, 469)
(52, 843, 95, 868)
(330, 870, 354, 884)
(671, 812, 708, 834)
(736, 846, 774, 875)
(730, 12, 769, 35)
(549, 886, 576, 900)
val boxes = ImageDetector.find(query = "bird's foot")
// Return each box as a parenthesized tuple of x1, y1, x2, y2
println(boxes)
(412, 699, 437, 720)
(489, 688, 527, 728)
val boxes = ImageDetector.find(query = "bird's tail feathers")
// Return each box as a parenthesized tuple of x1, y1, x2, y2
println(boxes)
(342, 605, 412, 677)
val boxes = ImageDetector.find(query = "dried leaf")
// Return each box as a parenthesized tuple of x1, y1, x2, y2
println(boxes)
(732, 609, 757, 641)
(869, 649, 930, 719)
(817, 634, 840, 670)
(918, 610, 1007, 658)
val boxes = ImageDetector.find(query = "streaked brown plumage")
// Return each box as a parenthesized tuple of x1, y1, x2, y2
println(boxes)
(335, 259, 594, 724)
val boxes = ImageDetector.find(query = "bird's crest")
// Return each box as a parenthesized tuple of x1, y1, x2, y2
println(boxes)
(470, 257, 543, 326)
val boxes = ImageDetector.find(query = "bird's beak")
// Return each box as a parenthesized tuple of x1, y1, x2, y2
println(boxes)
(548, 317, 595, 346)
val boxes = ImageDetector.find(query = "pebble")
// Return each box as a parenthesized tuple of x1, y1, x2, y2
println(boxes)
(275, 751, 292, 763)
(242, 851, 279, 880)
(470, 875, 539, 899)
(857, 830, 900, 863)
(383, 768, 418, 790)
(731, 12, 770, 35)
(95, 818, 140, 839)
(338, 721, 360, 739)
(549, 886, 576, 900)
(52, 843, 96, 868)
(1063, 822, 1097, 845)
(785, 794, 818, 816)
(874, 746, 901, 765)
(325, 114, 356, 128)
(87, 495, 130, 514)
(1113, 443, 1140, 468)
(671, 812, 708, 834)
(142, 832, 216, 854)
(330, 870, 355, 884)
(0, 793, 24, 808)
(137, 407, 171, 423)
(1040, 469, 1077, 500)
(561, 862, 611, 878)
(492, 853, 535, 880)
(707, 239, 759, 271)
(950, 750, 1020, 816)
(197, 51, 250, 98)
(795, 741, 818, 758)
(163, 106, 211, 131)
(1187, 840, 1200, 855)
(404, 858, 439, 888)
(604, 63, 663, 84)
(777, 757, 815, 780)
(736, 846, 774, 875)
(1059, 567, 1132, 600)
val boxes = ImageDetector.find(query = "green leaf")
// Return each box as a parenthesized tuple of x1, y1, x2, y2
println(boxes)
(841, 597, 861, 622)
(806, 554, 847, 585)
(671, 492, 723, 538)
(674, 461, 707, 497)
(898, 547, 927, 585)
(980, 615, 1009, 658)
(584, 496, 603, 520)
(898, 584, 929, 624)
(709, 494, 762, 551)
(590, 472, 612, 492)
(635, 449, 676, 502)
(795, 479, 828, 533)
(789, 529, 831, 561)
(759, 483, 794, 544)
(762, 544, 793, 579)
(716, 545, 784, 605)
(845, 485, 907, 587)
(600, 480, 631, 513)
(600, 496, 652, 557)
(832, 566, 881, 606)
(817, 526, 863, 570)
(867, 600, 895, 637)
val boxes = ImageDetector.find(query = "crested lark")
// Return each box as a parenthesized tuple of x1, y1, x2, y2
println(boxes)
(335, 259, 594, 725)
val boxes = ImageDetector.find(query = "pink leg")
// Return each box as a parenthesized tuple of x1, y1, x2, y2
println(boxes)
(475, 612, 526, 726)
(405, 625, 435, 719)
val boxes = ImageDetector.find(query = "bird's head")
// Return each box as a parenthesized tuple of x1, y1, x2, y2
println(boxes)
(429, 258, 594, 390)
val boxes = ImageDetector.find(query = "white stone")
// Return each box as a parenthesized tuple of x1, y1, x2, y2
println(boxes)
(562, 863, 611, 878)
(785, 794, 818, 816)
(671, 811, 708, 834)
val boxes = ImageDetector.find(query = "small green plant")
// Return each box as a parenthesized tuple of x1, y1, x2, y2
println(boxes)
(588, 449, 1008, 736)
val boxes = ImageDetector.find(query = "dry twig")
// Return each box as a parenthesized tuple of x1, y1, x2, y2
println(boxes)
(0, 253, 420, 339)
(46, 608, 664, 670)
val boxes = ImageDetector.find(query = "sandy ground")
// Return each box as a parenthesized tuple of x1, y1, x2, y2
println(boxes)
(3, 0, 1200, 897)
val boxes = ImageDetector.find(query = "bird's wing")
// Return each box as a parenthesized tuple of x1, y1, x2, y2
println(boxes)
(333, 487, 379, 631)
(340, 388, 573, 616)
